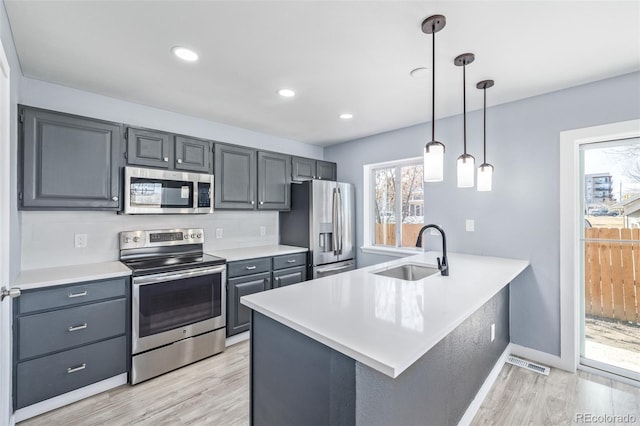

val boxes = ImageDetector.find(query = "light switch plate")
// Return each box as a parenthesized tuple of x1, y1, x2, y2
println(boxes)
(259, 226, 266, 236)
(215, 228, 223, 239)
(465, 219, 475, 232)
(74, 233, 87, 248)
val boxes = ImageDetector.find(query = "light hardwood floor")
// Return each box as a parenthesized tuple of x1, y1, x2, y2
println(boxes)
(19, 342, 640, 426)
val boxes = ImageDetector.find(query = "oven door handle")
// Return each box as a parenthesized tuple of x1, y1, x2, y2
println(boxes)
(133, 266, 226, 286)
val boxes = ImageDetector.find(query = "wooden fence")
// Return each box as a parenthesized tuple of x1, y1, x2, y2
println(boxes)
(585, 227, 639, 322)
(375, 223, 425, 248)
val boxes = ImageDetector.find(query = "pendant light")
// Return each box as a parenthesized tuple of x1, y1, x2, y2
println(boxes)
(422, 15, 446, 182)
(454, 53, 475, 188)
(476, 79, 495, 191)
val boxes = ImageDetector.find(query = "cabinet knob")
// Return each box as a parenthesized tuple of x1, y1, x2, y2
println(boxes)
(259, 201, 264, 205)
(251, 200, 255, 205)
(112, 196, 119, 201)
(318, 176, 322, 180)
(177, 159, 183, 164)
(163, 157, 169, 162)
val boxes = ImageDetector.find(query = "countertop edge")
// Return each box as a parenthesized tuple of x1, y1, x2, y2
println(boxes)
(207, 244, 308, 262)
(14, 262, 132, 290)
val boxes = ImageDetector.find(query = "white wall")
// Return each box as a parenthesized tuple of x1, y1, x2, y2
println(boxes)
(325, 71, 640, 357)
(1, 1, 21, 282)
(18, 67, 324, 270)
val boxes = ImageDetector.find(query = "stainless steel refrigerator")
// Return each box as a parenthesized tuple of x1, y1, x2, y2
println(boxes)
(279, 180, 355, 278)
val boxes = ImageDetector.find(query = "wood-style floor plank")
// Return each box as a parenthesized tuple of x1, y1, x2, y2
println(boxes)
(19, 343, 640, 426)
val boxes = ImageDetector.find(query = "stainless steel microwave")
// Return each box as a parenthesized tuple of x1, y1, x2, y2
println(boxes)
(123, 166, 213, 214)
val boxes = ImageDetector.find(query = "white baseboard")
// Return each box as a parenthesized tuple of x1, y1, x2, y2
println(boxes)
(14, 373, 127, 423)
(510, 344, 571, 372)
(225, 331, 249, 347)
(458, 343, 512, 426)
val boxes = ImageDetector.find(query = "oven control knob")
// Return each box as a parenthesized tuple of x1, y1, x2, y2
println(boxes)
(183, 235, 189, 240)
(133, 237, 140, 243)
(196, 233, 202, 239)
(124, 237, 131, 243)
(190, 234, 196, 239)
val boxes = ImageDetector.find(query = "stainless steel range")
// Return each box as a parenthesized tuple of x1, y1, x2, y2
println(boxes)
(119, 228, 226, 384)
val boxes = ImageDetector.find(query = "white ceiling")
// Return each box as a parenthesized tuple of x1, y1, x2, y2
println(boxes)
(5, 1, 640, 146)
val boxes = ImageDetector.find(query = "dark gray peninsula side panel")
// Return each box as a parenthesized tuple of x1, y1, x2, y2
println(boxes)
(249, 286, 509, 426)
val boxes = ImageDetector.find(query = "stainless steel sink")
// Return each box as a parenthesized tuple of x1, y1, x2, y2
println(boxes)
(372, 263, 440, 281)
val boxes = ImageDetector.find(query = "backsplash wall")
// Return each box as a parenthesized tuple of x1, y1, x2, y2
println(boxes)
(21, 210, 279, 269)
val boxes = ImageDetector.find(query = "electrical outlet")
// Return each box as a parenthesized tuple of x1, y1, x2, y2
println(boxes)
(466, 219, 475, 232)
(259, 226, 266, 236)
(74, 233, 87, 248)
(490, 323, 496, 342)
(215, 228, 223, 239)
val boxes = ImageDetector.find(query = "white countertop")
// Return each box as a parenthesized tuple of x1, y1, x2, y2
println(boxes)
(242, 252, 529, 378)
(208, 245, 307, 262)
(14, 261, 132, 290)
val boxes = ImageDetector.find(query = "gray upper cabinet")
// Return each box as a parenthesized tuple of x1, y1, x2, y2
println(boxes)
(19, 106, 122, 210)
(291, 156, 337, 182)
(214, 143, 256, 209)
(257, 151, 291, 210)
(291, 156, 316, 181)
(316, 160, 337, 181)
(126, 128, 172, 169)
(175, 136, 212, 173)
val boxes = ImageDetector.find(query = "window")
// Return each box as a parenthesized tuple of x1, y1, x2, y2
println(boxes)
(364, 157, 424, 252)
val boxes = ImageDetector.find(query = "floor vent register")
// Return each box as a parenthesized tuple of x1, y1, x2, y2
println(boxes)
(506, 355, 551, 375)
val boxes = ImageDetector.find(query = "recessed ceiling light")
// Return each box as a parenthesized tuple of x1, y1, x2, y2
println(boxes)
(172, 46, 199, 62)
(339, 113, 353, 120)
(277, 88, 296, 98)
(410, 67, 429, 78)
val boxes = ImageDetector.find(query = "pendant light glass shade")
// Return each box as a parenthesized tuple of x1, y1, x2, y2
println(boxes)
(424, 142, 445, 182)
(421, 15, 446, 182)
(457, 154, 475, 188)
(477, 163, 493, 191)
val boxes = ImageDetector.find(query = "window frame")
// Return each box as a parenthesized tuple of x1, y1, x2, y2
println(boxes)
(362, 156, 424, 256)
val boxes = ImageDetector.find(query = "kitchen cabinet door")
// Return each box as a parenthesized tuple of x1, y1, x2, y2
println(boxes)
(257, 151, 291, 210)
(126, 127, 172, 169)
(227, 272, 270, 336)
(175, 135, 212, 173)
(316, 160, 337, 181)
(214, 143, 256, 209)
(273, 266, 307, 288)
(19, 106, 122, 210)
(291, 156, 317, 181)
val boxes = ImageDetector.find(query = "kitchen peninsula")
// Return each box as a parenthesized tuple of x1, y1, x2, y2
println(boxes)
(242, 252, 529, 425)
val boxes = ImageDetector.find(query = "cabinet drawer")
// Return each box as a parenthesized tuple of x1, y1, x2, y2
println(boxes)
(16, 335, 127, 409)
(18, 298, 127, 360)
(18, 277, 127, 314)
(227, 257, 271, 278)
(273, 252, 307, 271)
(273, 266, 307, 288)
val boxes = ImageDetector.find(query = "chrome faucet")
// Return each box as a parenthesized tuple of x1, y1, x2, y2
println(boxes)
(415, 224, 449, 276)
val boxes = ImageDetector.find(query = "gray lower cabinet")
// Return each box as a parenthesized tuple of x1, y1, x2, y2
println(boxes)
(226, 252, 308, 337)
(257, 151, 291, 210)
(214, 143, 257, 209)
(13, 277, 130, 410)
(19, 105, 122, 210)
(291, 156, 337, 182)
(227, 272, 271, 336)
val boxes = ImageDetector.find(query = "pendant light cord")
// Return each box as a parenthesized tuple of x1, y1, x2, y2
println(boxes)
(483, 86, 487, 164)
(463, 63, 467, 155)
(431, 25, 435, 142)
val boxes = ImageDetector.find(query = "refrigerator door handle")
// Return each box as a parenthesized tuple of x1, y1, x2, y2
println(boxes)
(338, 188, 344, 255)
(332, 188, 339, 255)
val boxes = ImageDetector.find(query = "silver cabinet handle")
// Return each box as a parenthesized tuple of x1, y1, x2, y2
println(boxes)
(67, 363, 86, 374)
(177, 159, 183, 163)
(163, 157, 169, 162)
(287, 259, 296, 263)
(245, 265, 257, 270)
(112, 196, 119, 201)
(1, 286, 20, 301)
(68, 291, 87, 298)
(68, 323, 88, 332)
